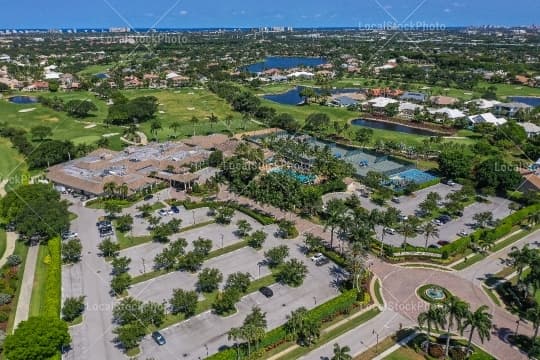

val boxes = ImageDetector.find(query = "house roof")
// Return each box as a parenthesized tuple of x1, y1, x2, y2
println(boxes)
(429, 107, 466, 119)
(468, 113, 507, 126)
(519, 122, 540, 134)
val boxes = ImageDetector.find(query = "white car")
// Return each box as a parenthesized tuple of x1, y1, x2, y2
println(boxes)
(384, 227, 396, 235)
(432, 219, 443, 226)
(310, 253, 324, 262)
(158, 209, 169, 217)
(458, 230, 469, 237)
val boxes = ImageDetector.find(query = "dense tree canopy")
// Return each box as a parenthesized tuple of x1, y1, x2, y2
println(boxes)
(106, 96, 159, 125)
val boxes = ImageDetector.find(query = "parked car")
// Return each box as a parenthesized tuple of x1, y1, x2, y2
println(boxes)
(310, 253, 324, 262)
(447, 180, 457, 187)
(399, 215, 409, 222)
(259, 286, 273, 298)
(315, 257, 330, 266)
(384, 227, 396, 235)
(438, 215, 452, 224)
(458, 230, 469, 237)
(432, 219, 442, 226)
(62, 232, 78, 240)
(171, 206, 180, 214)
(391, 197, 401, 204)
(152, 331, 166, 346)
(158, 209, 169, 217)
(143, 194, 154, 201)
(429, 244, 440, 249)
(437, 240, 450, 246)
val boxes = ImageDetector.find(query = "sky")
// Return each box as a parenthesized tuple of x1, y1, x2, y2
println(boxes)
(1, 0, 539, 29)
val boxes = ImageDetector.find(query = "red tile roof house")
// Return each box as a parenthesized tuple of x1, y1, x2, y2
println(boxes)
(24, 81, 49, 91)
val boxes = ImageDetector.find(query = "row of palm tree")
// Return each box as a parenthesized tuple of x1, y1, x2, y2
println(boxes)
(103, 181, 129, 199)
(418, 297, 493, 358)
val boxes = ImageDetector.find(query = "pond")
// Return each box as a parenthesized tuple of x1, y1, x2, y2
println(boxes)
(264, 86, 360, 106)
(508, 96, 540, 108)
(351, 118, 441, 137)
(9, 96, 38, 104)
(246, 56, 326, 73)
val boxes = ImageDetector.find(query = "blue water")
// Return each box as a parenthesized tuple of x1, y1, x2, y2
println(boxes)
(264, 86, 361, 106)
(508, 96, 540, 108)
(246, 56, 326, 73)
(9, 96, 38, 104)
(270, 168, 316, 184)
(352, 119, 441, 137)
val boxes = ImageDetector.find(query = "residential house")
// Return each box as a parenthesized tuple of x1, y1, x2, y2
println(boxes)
(398, 102, 422, 120)
(24, 81, 49, 91)
(494, 102, 532, 118)
(364, 97, 399, 115)
(123, 76, 142, 89)
(466, 98, 501, 111)
(517, 169, 540, 193)
(430, 96, 459, 107)
(400, 92, 427, 103)
(428, 107, 466, 121)
(468, 112, 507, 126)
(287, 71, 315, 79)
(518, 122, 540, 138)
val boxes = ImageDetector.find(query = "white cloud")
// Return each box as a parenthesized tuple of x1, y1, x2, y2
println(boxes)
(179, 10, 188, 16)
(443, 8, 451, 13)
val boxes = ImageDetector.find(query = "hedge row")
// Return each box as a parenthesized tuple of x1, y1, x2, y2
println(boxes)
(182, 200, 275, 225)
(43, 237, 61, 318)
(206, 290, 360, 360)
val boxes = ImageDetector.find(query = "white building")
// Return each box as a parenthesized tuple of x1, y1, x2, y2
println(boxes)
(468, 112, 507, 126)
(429, 107, 466, 120)
(519, 122, 540, 138)
(466, 99, 501, 110)
(287, 71, 315, 79)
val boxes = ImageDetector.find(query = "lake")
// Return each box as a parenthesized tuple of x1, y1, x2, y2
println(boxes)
(9, 96, 38, 104)
(352, 119, 441, 137)
(246, 56, 326, 73)
(508, 96, 540, 108)
(264, 86, 360, 105)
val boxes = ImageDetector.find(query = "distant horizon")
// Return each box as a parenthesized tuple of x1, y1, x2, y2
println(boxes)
(1, 0, 539, 29)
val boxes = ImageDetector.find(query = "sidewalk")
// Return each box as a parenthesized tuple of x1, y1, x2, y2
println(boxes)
(0, 232, 17, 268)
(13, 245, 39, 330)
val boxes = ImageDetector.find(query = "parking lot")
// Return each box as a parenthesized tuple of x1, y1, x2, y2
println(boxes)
(138, 234, 342, 360)
(120, 211, 264, 276)
(323, 183, 514, 247)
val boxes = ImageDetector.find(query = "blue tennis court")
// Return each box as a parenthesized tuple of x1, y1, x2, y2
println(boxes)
(391, 169, 438, 185)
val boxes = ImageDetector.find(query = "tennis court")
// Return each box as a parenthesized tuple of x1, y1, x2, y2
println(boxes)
(390, 169, 438, 186)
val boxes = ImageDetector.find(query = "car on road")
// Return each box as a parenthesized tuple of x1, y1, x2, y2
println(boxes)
(171, 206, 180, 214)
(384, 227, 396, 235)
(143, 194, 154, 201)
(310, 253, 324, 262)
(62, 231, 78, 240)
(315, 257, 330, 266)
(259, 286, 273, 298)
(391, 197, 401, 204)
(152, 331, 166, 346)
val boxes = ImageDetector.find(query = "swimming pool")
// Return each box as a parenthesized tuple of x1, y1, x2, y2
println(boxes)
(269, 168, 316, 184)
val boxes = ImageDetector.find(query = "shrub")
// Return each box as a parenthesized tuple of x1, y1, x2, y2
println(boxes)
(6, 255, 21, 267)
(0, 312, 8, 322)
(0, 293, 12, 306)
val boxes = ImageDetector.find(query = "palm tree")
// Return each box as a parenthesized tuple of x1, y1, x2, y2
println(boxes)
(190, 116, 199, 136)
(461, 305, 492, 355)
(418, 304, 446, 353)
(150, 120, 162, 139)
(399, 220, 416, 248)
(103, 182, 116, 199)
(526, 212, 540, 228)
(118, 183, 129, 200)
(443, 296, 470, 358)
(241, 113, 250, 130)
(208, 113, 219, 129)
(331, 343, 352, 360)
(323, 199, 347, 250)
(526, 302, 540, 347)
(423, 222, 439, 249)
(169, 121, 181, 138)
(508, 245, 534, 284)
(227, 327, 243, 360)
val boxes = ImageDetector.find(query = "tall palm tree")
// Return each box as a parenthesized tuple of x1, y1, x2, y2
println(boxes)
(418, 304, 446, 353)
(118, 183, 129, 200)
(190, 116, 199, 136)
(227, 327, 243, 360)
(323, 199, 347, 250)
(208, 112, 219, 129)
(331, 343, 352, 360)
(526, 302, 540, 346)
(169, 121, 181, 138)
(526, 212, 540, 228)
(150, 120, 162, 139)
(399, 220, 416, 248)
(423, 222, 439, 249)
(443, 296, 470, 358)
(461, 305, 492, 355)
(508, 245, 534, 284)
(103, 182, 116, 199)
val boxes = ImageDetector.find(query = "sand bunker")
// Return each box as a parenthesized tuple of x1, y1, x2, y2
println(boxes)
(18, 108, 36, 113)
(84, 124, 97, 129)
(102, 133, 120, 138)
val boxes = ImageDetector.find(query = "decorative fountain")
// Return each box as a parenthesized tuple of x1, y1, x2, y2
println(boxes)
(425, 286, 446, 301)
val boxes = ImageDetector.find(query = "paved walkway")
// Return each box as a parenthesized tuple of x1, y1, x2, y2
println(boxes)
(0, 232, 17, 268)
(13, 244, 39, 329)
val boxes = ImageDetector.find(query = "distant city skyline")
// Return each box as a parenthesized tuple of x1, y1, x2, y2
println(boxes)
(1, 0, 539, 29)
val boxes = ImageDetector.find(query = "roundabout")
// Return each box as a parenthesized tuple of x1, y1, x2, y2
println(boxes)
(417, 284, 450, 304)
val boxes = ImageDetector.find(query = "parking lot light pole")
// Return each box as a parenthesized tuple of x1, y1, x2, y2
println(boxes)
(204, 344, 208, 356)
(373, 329, 379, 353)
(221, 233, 224, 248)
(142, 258, 146, 274)
(515, 319, 521, 336)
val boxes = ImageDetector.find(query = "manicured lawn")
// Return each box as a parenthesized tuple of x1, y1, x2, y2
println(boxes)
(374, 279, 384, 305)
(0, 138, 28, 191)
(0, 230, 6, 260)
(29, 245, 49, 317)
(6, 240, 29, 333)
(383, 346, 424, 360)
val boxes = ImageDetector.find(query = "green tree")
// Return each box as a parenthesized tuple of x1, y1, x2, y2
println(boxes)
(354, 128, 374, 147)
(264, 245, 289, 268)
(62, 296, 86, 322)
(208, 112, 219, 129)
(236, 219, 252, 237)
(442, 296, 470, 358)
(170, 289, 198, 317)
(169, 121, 181, 137)
(423, 222, 439, 249)
(303, 233, 324, 254)
(65, 99, 98, 118)
(116, 214, 134, 233)
(4, 316, 71, 360)
(332, 343, 352, 360)
(285, 307, 321, 346)
(103, 201, 122, 219)
(150, 120, 162, 139)
(197, 268, 223, 293)
(62, 239, 82, 264)
(111, 256, 131, 275)
(438, 145, 473, 180)
(418, 304, 446, 352)
(98, 238, 120, 258)
(323, 199, 347, 249)
(224, 272, 251, 294)
(30, 125, 53, 141)
(526, 302, 540, 350)
(247, 230, 267, 250)
(114, 322, 146, 350)
(212, 288, 241, 315)
(461, 305, 492, 355)
(304, 113, 330, 132)
(278, 259, 308, 287)
(193, 237, 213, 257)
(111, 273, 132, 295)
